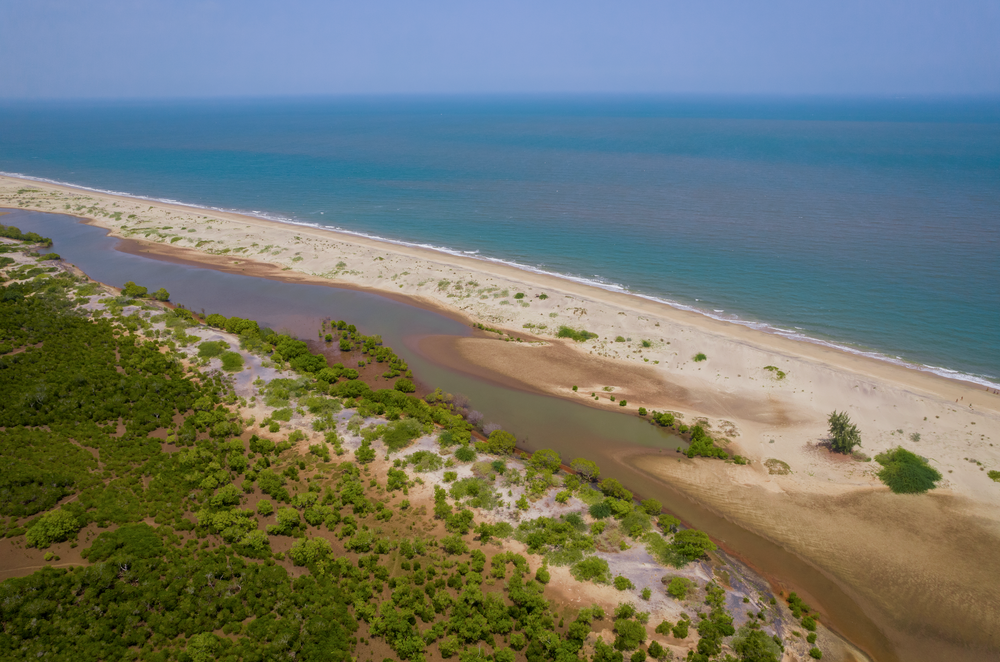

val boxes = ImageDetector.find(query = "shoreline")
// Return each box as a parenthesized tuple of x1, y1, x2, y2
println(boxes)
(4, 170, 997, 390)
(4, 173, 1000, 660)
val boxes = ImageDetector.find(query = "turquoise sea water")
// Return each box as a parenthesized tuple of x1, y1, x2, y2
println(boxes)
(2, 96, 998, 384)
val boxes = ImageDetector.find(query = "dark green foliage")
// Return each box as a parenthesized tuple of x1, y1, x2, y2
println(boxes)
(382, 418, 423, 452)
(570, 457, 601, 482)
(122, 281, 148, 297)
(692, 584, 736, 659)
(731, 626, 782, 662)
(786, 592, 812, 619)
(535, 566, 550, 584)
(599, 478, 633, 501)
(515, 515, 594, 566)
(25, 509, 81, 548)
(669, 529, 717, 565)
(531, 448, 562, 472)
(486, 429, 517, 455)
(198, 340, 229, 358)
(0, 428, 99, 517)
(221, 351, 244, 372)
(394, 378, 416, 393)
(454, 445, 476, 462)
(404, 450, 444, 473)
(875, 447, 942, 494)
(693, 353, 707, 362)
(0, 223, 53, 246)
(685, 425, 729, 460)
(589, 501, 613, 519)
(809, 648, 823, 659)
(613, 615, 646, 650)
(666, 576, 692, 599)
(557, 326, 598, 342)
(0, 552, 356, 661)
(828, 410, 862, 454)
(649, 411, 675, 428)
(570, 556, 611, 584)
(83, 523, 163, 562)
(614, 575, 635, 591)
(640, 498, 662, 516)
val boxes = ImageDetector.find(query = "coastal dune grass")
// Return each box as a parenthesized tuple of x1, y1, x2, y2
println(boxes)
(557, 325, 598, 342)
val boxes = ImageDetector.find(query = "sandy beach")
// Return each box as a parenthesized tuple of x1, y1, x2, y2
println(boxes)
(3, 174, 1000, 660)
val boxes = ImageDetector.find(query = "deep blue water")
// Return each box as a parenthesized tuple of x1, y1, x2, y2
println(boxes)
(2, 96, 998, 384)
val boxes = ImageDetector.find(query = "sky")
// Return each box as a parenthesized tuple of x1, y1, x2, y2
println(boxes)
(1, 0, 998, 99)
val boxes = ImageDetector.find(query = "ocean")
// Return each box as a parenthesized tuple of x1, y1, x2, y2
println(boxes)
(1, 95, 998, 385)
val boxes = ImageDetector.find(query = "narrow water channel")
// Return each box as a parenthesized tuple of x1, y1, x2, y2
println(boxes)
(4, 209, 895, 662)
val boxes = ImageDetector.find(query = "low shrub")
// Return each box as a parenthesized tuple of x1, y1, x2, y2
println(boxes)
(666, 576, 692, 599)
(875, 447, 942, 494)
(693, 353, 707, 362)
(557, 326, 599, 342)
(571, 556, 611, 584)
(614, 575, 635, 591)
(454, 445, 476, 462)
(221, 351, 244, 372)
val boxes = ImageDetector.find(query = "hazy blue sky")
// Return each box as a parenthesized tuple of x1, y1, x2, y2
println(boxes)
(1, 0, 998, 98)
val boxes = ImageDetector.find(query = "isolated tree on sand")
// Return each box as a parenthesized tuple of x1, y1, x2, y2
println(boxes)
(828, 410, 862, 454)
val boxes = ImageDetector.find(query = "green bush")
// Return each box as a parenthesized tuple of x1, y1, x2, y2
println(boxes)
(84, 523, 163, 562)
(669, 529, 716, 564)
(614, 575, 635, 591)
(571, 458, 601, 482)
(394, 378, 416, 393)
(382, 418, 423, 452)
(685, 425, 728, 460)
(487, 430, 517, 455)
(589, 501, 612, 519)
(875, 447, 942, 494)
(221, 351, 244, 372)
(828, 410, 862, 454)
(197, 340, 228, 358)
(122, 281, 148, 298)
(454, 445, 476, 462)
(693, 353, 707, 362)
(613, 617, 646, 650)
(671, 619, 689, 639)
(809, 648, 823, 659)
(989, 470, 1000, 483)
(571, 556, 611, 584)
(640, 499, 661, 516)
(666, 576, 692, 599)
(535, 566, 551, 584)
(615, 336, 626, 343)
(557, 326, 599, 342)
(26, 509, 81, 548)
(404, 450, 444, 473)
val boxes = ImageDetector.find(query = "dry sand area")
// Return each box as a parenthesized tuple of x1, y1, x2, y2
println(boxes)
(4, 175, 1000, 660)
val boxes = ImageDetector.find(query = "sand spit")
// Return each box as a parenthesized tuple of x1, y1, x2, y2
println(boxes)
(3, 174, 1000, 660)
